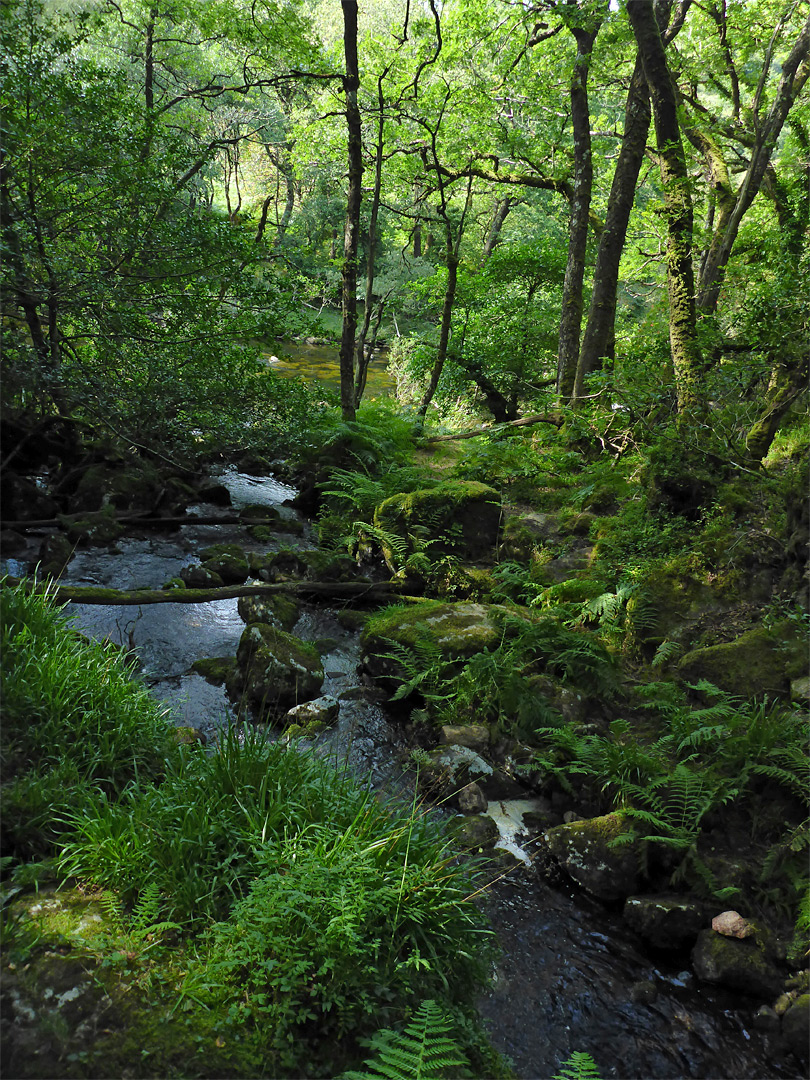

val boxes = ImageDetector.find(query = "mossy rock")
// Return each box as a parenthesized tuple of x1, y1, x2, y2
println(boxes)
(691, 929, 783, 998)
(61, 507, 123, 546)
(623, 894, 713, 951)
(449, 814, 501, 852)
(374, 480, 501, 567)
(72, 460, 162, 514)
(544, 812, 642, 901)
(37, 532, 73, 577)
(179, 564, 224, 588)
(237, 593, 300, 631)
(300, 550, 359, 582)
(199, 543, 249, 584)
(235, 622, 324, 717)
(678, 620, 807, 699)
(782, 993, 810, 1062)
(239, 503, 281, 522)
(191, 656, 234, 686)
(360, 600, 533, 695)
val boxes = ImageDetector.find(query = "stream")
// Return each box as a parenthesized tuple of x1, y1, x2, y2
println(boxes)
(7, 469, 800, 1080)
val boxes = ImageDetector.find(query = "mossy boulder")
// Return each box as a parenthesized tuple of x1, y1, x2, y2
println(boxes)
(234, 622, 324, 716)
(782, 993, 810, 1063)
(237, 593, 300, 631)
(199, 544, 249, 585)
(374, 481, 501, 568)
(449, 814, 501, 852)
(544, 812, 642, 901)
(37, 533, 74, 577)
(72, 460, 163, 513)
(179, 564, 224, 589)
(62, 507, 123, 546)
(691, 928, 783, 998)
(677, 620, 807, 699)
(623, 894, 712, 951)
(283, 695, 340, 730)
(191, 656, 234, 686)
(360, 600, 532, 694)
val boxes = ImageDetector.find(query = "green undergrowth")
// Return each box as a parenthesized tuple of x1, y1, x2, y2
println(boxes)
(531, 679, 809, 923)
(0, 580, 498, 1078)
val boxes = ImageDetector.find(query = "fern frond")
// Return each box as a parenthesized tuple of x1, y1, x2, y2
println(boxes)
(340, 999, 469, 1080)
(553, 1050, 604, 1080)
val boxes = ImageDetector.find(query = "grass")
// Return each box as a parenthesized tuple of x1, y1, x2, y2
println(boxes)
(0, 579, 495, 1078)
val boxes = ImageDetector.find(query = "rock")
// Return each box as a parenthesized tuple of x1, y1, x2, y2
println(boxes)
(458, 782, 488, 814)
(449, 814, 501, 852)
(73, 460, 163, 513)
(629, 980, 659, 1004)
(439, 724, 491, 754)
(199, 544, 249, 584)
(624, 895, 712, 951)
(678, 621, 806, 699)
(712, 910, 755, 939)
(283, 695, 340, 728)
(235, 622, 324, 717)
(172, 725, 206, 746)
(782, 993, 809, 1062)
(180, 564, 224, 588)
(543, 812, 642, 901)
(374, 480, 501, 570)
(237, 593, 300, 631)
(198, 483, 232, 506)
(240, 503, 279, 522)
(190, 656, 233, 686)
(63, 508, 123, 546)
(791, 675, 810, 704)
(38, 532, 73, 576)
(428, 744, 493, 787)
(753, 1005, 780, 1032)
(691, 930, 783, 998)
(361, 600, 534, 694)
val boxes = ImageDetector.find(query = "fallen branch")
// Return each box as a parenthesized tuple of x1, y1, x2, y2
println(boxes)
(426, 412, 563, 443)
(4, 513, 288, 531)
(3, 577, 402, 606)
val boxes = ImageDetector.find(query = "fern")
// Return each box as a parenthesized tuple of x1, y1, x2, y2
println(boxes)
(651, 639, 682, 668)
(340, 999, 470, 1080)
(553, 1050, 604, 1080)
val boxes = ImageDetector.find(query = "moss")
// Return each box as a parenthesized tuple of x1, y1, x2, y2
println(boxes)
(61, 508, 123, 546)
(691, 929, 783, 998)
(247, 525, 273, 542)
(191, 656, 234, 685)
(374, 480, 501, 562)
(678, 620, 807, 698)
(199, 544, 249, 585)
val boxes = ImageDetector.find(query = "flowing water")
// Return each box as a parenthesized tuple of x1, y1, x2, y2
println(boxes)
(5, 470, 800, 1080)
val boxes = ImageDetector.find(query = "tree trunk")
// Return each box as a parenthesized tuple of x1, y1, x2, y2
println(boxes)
(339, 0, 363, 422)
(628, 0, 703, 416)
(574, 55, 650, 396)
(557, 24, 600, 400)
(482, 196, 512, 263)
(354, 100, 385, 409)
(417, 249, 459, 424)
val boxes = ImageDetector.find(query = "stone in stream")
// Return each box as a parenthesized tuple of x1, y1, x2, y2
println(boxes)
(691, 928, 783, 998)
(232, 622, 324, 717)
(283, 695, 340, 729)
(781, 994, 810, 1063)
(237, 593, 300, 631)
(199, 543, 249, 584)
(624, 894, 713, 951)
(543, 812, 643, 901)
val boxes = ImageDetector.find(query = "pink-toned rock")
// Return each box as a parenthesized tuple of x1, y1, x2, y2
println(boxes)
(712, 910, 754, 938)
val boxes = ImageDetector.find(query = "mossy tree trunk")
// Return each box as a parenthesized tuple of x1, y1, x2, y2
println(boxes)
(557, 21, 601, 401)
(628, 0, 704, 418)
(339, 0, 362, 422)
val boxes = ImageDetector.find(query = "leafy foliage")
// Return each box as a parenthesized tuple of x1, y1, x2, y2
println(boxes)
(340, 999, 471, 1080)
(553, 1051, 604, 1080)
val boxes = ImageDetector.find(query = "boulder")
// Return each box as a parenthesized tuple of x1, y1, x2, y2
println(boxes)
(283, 695, 340, 729)
(458, 782, 488, 814)
(678, 621, 806, 699)
(234, 623, 323, 716)
(439, 724, 491, 754)
(199, 544, 249, 585)
(624, 895, 712, 951)
(38, 532, 73, 577)
(544, 812, 642, 901)
(62, 508, 123, 546)
(374, 480, 501, 569)
(361, 600, 532, 693)
(449, 814, 501, 852)
(691, 929, 783, 998)
(782, 993, 809, 1063)
(180, 564, 224, 588)
(237, 593, 300, 631)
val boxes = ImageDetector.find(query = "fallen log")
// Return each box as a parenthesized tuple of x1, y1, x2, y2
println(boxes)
(426, 411, 563, 443)
(3, 513, 287, 531)
(3, 577, 403, 606)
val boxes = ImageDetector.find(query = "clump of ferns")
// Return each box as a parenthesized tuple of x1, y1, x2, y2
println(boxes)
(575, 576, 659, 657)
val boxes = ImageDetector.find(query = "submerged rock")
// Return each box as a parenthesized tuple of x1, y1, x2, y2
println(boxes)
(624, 894, 712, 951)
(544, 812, 642, 901)
(234, 622, 324, 716)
